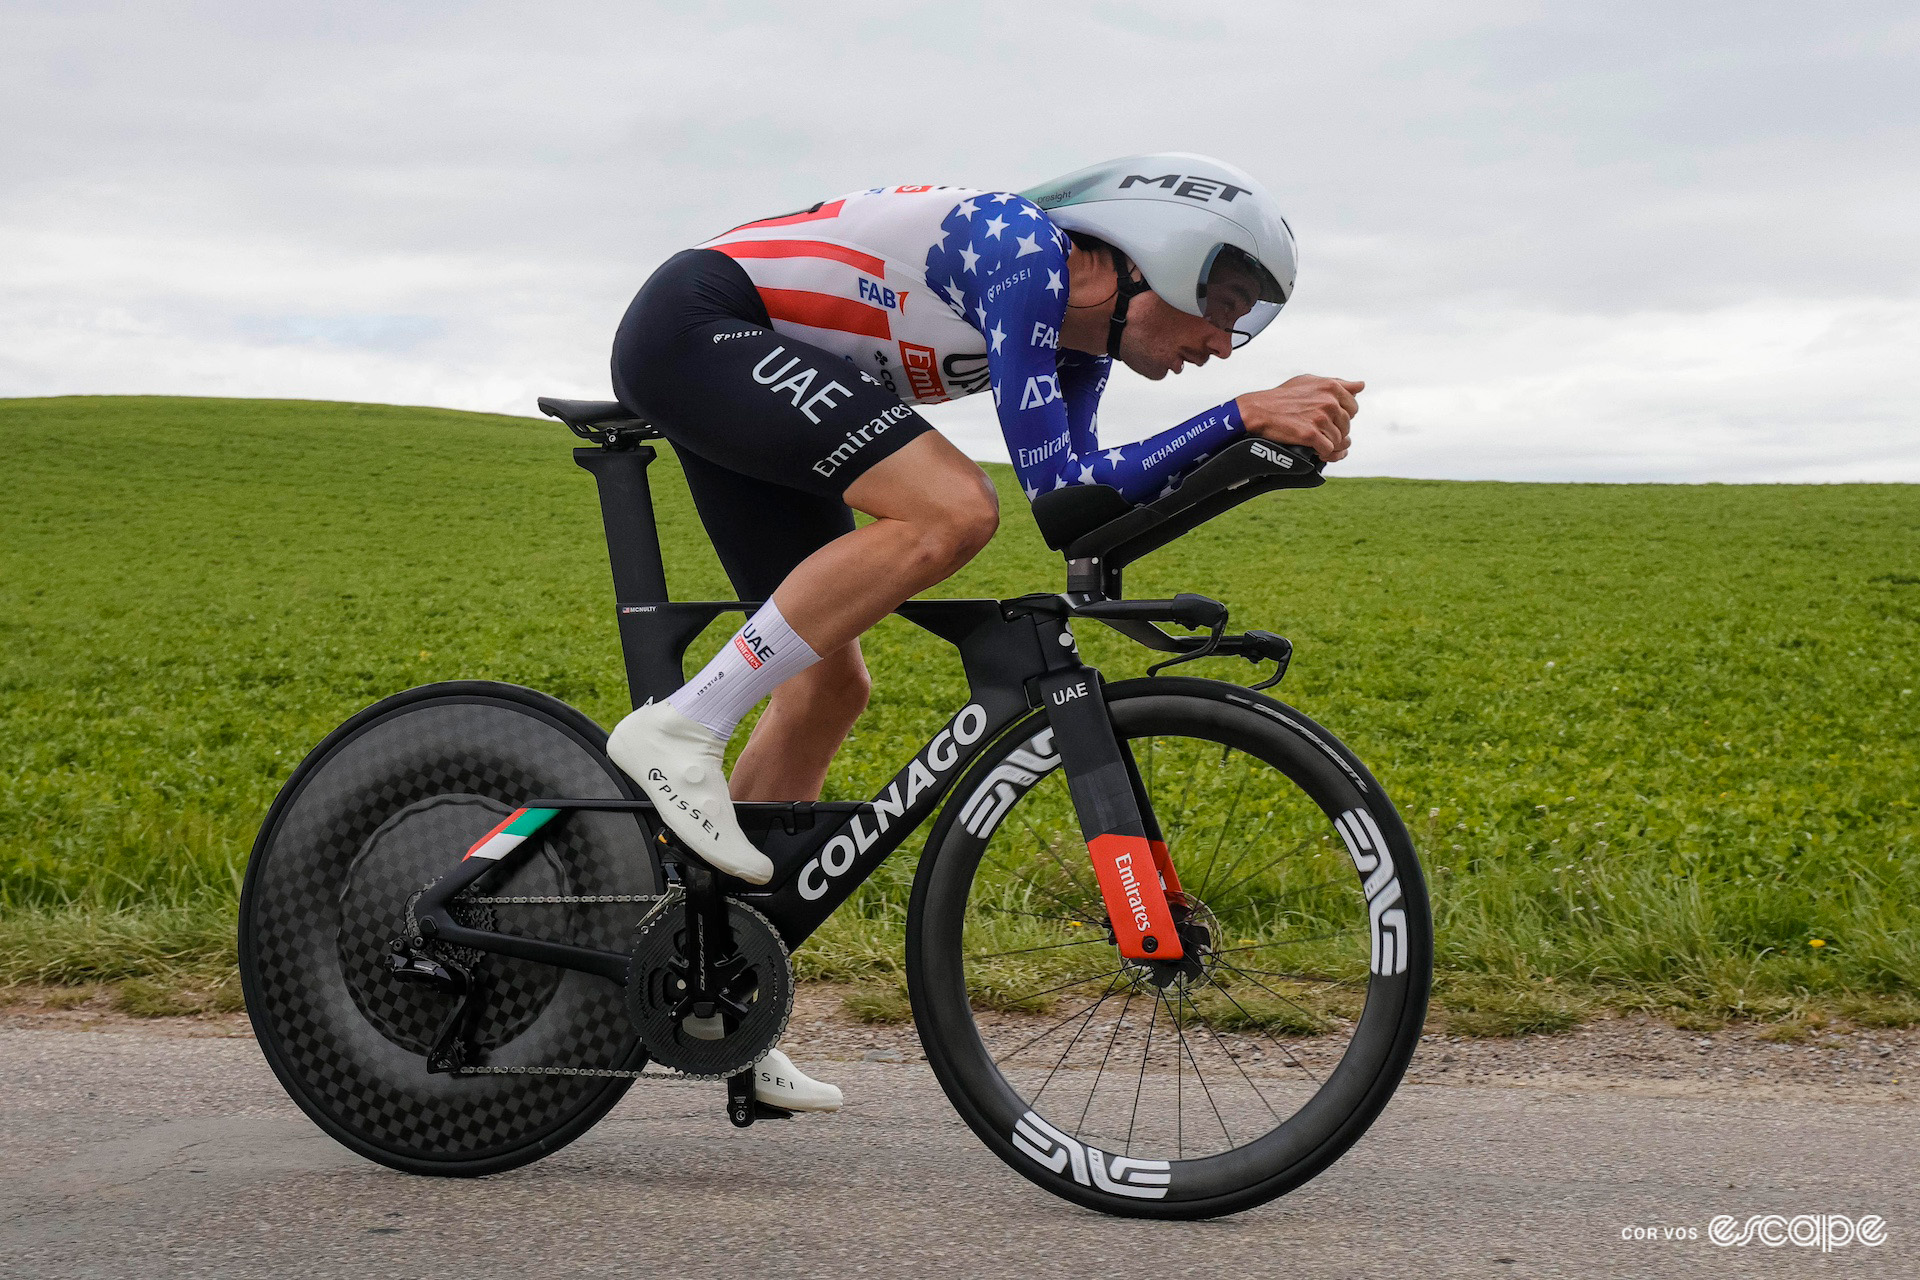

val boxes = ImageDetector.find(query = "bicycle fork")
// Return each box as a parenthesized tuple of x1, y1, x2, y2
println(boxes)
(1033, 661, 1184, 964)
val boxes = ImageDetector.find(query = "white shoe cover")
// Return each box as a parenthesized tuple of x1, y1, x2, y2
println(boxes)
(754, 1047, 842, 1113)
(606, 702, 774, 884)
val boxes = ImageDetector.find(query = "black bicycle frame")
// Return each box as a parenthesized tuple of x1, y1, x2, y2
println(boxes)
(413, 437, 1177, 977)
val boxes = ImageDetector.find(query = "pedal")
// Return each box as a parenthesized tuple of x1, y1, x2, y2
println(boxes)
(724, 1068, 796, 1127)
(727, 1068, 757, 1127)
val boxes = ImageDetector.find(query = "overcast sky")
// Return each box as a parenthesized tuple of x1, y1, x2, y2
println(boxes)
(4, 1, 1915, 481)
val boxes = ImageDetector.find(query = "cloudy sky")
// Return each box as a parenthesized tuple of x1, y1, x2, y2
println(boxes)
(4, 1, 1915, 481)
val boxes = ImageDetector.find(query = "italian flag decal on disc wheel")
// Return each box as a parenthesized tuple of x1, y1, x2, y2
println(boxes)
(464, 807, 560, 861)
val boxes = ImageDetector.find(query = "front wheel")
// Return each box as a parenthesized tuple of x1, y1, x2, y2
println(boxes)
(907, 678, 1431, 1219)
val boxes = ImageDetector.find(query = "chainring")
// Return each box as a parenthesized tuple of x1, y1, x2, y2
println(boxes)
(626, 897, 792, 1079)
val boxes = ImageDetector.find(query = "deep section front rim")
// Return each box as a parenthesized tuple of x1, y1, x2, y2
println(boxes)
(909, 679, 1431, 1218)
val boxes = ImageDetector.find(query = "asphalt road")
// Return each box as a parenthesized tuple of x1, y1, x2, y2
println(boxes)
(1, 1028, 1911, 1279)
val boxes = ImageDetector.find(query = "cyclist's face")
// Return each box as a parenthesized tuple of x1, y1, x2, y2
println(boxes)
(1117, 286, 1236, 381)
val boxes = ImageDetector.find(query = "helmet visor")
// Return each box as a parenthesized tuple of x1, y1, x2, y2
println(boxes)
(1199, 243, 1289, 348)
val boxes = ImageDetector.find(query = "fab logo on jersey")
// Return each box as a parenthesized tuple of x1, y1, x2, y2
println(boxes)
(857, 278, 907, 312)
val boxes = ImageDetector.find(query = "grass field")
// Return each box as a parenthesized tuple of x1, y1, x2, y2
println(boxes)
(3, 396, 1915, 1032)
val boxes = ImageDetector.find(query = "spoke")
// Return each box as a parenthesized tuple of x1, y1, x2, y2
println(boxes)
(1211, 874, 1359, 934)
(1076, 985, 1135, 1135)
(1224, 963, 1367, 989)
(1033, 973, 1125, 1105)
(1126, 992, 1158, 1157)
(1206, 978, 1323, 1087)
(1174, 987, 1234, 1148)
(1173, 990, 1183, 1158)
(1213, 957, 1346, 1032)
(993, 984, 1134, 1066)
(1019, 808, 1104, 907)
(1209, 928, 1357, 959)
(974, 903, 1093, 927)
(1168, 739, 1202, 852)
(1186, 802, 1290, 908)
(1205, 829, 1321, 909)
(1190, 993, 1284, 1124)
(964, 936, 1108, 962)
(979, 850, 1102, 924)
(988, 964, 1133, 1012)
(1192, 750, 1255, 900)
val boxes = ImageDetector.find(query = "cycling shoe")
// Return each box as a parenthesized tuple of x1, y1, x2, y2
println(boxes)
(755, 1047, 842, 1112)
(607, 702, 774, 884)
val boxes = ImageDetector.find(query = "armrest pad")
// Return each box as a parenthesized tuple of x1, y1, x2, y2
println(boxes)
(1031, 438, 1324, 567)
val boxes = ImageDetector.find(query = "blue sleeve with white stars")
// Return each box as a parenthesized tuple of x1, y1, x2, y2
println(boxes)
(923, 192, 1245, 505)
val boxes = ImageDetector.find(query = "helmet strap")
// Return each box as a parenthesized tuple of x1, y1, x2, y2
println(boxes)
(1105, 247, 1153, 358)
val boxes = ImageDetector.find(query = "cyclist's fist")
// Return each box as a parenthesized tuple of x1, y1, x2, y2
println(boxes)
(1235, 376, 1365, 463)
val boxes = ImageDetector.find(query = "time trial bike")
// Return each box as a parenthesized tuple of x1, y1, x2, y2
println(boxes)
(237, 395, 1432, 1220)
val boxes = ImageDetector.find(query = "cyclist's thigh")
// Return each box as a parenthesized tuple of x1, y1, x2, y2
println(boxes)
(612, 249, 933, 501)
(675, 449, 854, 600)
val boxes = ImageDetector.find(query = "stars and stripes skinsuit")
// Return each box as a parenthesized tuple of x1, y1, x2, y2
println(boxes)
(701, 185, 1245, 503)
(610, 183, 1246, 600)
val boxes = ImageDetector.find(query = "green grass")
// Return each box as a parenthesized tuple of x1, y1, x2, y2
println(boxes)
(3, 396, 1916, 1028)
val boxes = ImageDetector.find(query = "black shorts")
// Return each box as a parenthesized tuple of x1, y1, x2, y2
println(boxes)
(610, 249, 934, 600)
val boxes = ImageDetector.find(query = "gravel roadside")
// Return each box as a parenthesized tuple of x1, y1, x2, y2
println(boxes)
(4, 983, 1911, 1103)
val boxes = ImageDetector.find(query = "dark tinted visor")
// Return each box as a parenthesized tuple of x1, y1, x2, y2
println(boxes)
(1199, 243, 1290, 349)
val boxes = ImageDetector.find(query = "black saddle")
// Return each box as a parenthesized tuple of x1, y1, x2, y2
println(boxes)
(537, 397, 660, 441)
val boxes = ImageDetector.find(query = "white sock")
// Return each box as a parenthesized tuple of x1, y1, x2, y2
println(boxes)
(666, 601, 821, 740)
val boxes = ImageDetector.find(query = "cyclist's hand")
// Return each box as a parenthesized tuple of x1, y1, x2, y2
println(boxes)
(1235, 376, 1364, 462)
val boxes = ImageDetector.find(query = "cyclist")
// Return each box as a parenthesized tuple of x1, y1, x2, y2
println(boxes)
(604, 153, 1362, 1112)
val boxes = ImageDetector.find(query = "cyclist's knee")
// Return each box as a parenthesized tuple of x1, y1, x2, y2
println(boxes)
(913, 476, 999, 576)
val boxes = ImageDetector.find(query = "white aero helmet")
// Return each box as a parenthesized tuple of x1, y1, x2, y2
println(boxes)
(1022, 152, 1296, 351)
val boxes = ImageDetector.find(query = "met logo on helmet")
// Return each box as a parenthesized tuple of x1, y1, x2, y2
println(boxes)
(1119, 173, 1251, 204)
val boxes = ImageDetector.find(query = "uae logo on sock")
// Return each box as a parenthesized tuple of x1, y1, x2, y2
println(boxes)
(733, 624, 774, 670)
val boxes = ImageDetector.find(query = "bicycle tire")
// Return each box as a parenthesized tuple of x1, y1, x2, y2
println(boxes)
(238, 680, 655, 1177)
(907, 677, 1431, 1219)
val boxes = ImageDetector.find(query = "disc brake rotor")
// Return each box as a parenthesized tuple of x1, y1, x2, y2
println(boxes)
(626, 897, 792, 1079)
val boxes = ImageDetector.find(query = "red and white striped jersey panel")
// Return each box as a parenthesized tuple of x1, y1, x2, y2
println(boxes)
(698, 186, 988, 405)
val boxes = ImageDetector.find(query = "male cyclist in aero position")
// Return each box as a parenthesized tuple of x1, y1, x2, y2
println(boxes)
(603, 153, 1362, 1113)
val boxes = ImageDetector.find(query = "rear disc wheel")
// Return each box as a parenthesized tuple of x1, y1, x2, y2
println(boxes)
(238, 681, 655, 1177)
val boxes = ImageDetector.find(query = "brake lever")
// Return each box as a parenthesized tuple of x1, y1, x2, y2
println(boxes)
(1241, 630, 1293, 690)
(1145, 613, 1230, 677)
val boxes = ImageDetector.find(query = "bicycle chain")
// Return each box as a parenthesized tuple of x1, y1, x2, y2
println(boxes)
(402, 885, 697, 1081)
